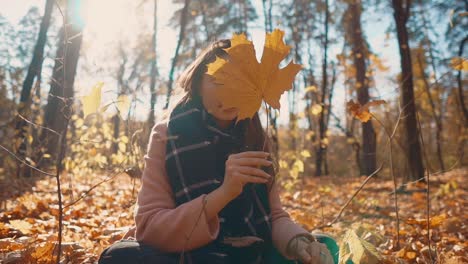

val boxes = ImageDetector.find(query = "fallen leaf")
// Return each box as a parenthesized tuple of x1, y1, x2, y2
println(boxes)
(8, 219, 32, 235)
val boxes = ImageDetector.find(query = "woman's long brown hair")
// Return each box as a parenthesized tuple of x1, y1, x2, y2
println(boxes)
(166, 39, 278, 192)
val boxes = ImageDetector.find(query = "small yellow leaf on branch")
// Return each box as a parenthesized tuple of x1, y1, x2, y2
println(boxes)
(300, 150, 311, 158)
(304, 85, 317, 93)
(81, 82, 104, 118)
(116, 94, 131, 119)
(310, 104, 323, 115)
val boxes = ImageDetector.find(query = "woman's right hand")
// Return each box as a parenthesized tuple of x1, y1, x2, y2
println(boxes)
(220, 151, 272, 200)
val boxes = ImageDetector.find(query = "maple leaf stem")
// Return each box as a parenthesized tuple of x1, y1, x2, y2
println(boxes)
(262, 101, 269, 152)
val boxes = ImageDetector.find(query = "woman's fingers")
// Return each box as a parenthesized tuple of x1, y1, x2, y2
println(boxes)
(306, 242, 333, 264)
(297, 248, 312, 263)
(233, 157, 272, 167)
(306, 242, 320, 259)
(319, 244, 333, 264)
(237, 166, 271, 179)
(233, 172, 269, 183)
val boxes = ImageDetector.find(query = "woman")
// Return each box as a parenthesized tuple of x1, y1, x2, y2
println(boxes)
(99, 39, 335, 264)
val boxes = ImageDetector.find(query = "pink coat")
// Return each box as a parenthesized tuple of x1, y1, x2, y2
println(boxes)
(126, 121, 309, 260)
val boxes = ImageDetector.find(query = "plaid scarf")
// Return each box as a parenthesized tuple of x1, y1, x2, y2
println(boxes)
(165, 97, 273, 263)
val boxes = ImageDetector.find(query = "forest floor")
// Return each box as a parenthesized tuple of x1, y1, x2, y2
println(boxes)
(0, 168, 466, 263)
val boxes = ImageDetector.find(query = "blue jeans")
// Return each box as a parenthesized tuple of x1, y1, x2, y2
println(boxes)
(99, 235, 340, 264)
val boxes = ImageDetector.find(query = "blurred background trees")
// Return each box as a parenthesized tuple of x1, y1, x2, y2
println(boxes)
(0, 0, 466, 184)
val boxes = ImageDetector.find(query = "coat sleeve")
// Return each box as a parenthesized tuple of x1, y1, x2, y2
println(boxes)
(134, 122, 220, 253)
(269, 183, 310, 260)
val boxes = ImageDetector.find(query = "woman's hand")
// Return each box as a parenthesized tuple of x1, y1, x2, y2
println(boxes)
(287, 236, 334, 264)
(220, 151, 272, 200)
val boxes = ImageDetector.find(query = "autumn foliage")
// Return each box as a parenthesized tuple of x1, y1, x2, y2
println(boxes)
(1, 169, 467, 263)
(1, 1, 467, 264)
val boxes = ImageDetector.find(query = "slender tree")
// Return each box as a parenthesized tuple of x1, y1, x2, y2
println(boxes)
(414, 49, 445, 171)
(164, 0, 190, 109)
(40, 0, 83, 162)
(391, 0, 425, 180)
(147, 0, 159, 129)
(15, 0, 54, 176)
(344, 0, 377, 175)
(457, 36, 468, 126)
(316, 0, 330, 176)
(456, 36, 467, 165)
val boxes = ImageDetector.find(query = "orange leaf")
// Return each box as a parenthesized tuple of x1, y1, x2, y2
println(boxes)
(405, 251, 417, 260)
(450, 57, 468, 71)
(406, 213, 447, 227)
(347, 100, 371, 122)
(207, 29, 302, 121)
(31, 242, 55, 262)
(347, 100, 386, 122)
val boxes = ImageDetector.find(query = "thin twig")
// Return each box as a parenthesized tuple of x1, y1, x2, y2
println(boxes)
(371, 108, 403, 249)
(64, 155, 130, 208)
(0, 144, 56, 177)
(54, 132, 66, 264)
(315, 164, 383, 229)
(53, 1, 66, 262)
(64, 174, 118, 209)
(16, 113, 61, 136)
(416, 112, 436, 263)
(392, 156, 461, 193)
(179, 196, 208, 264)
(315, 108, 403, 231)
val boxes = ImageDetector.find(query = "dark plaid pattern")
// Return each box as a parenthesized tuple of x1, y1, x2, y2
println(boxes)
(165, 97, 273, 263)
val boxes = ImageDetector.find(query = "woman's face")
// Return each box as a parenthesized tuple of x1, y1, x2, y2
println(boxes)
(199, 73, 239, 123)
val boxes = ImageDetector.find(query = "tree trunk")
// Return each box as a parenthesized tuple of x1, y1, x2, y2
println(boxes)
(457, 36, 468, 126)
(15, 0, 54, 177)
(323, 62, 337, 175)
(416, 53, 445, 171)
(262, 0, 273, 32)
(315, 0, 329, 176)
(40, 0, 83, 163)
(456, 36, 467, 165)
(164, 0, 191, 109)
(147, 0, 158, 129)
(112, 114, 120, 153)
(416, 1, 445, 171)
(391, 0, 425, 180)
(347, 0, 377, 176)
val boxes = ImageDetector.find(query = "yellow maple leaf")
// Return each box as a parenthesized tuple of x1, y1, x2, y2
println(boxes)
(207, 29, 302, 121)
